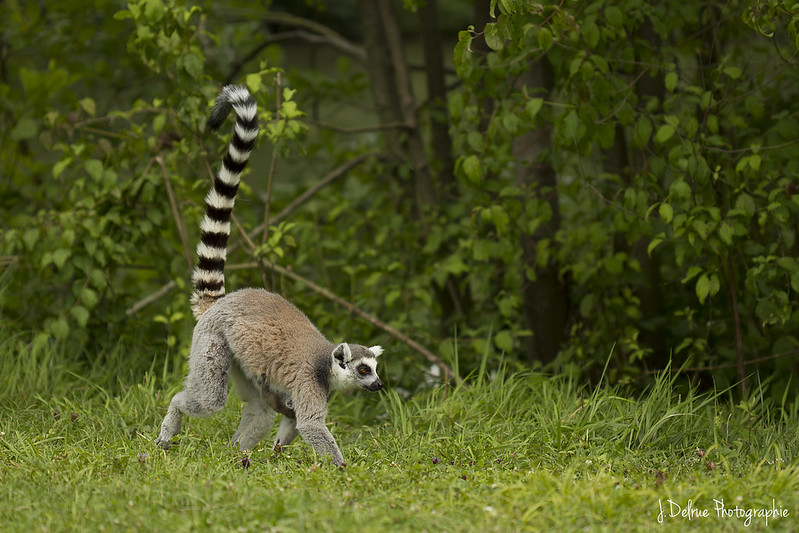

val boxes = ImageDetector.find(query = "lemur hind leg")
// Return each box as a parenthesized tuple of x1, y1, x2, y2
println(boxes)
(273, 415, 298, 452)
(229, 361, 278, 450)
(156, 337, 232, 449)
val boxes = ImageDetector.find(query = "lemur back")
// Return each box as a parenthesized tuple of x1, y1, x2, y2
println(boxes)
(156, 85, 384, 465)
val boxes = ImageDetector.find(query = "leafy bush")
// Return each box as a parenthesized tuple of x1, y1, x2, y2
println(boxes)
(2, 0, 798, 391)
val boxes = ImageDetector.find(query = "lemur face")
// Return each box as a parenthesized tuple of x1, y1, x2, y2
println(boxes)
(331, 343, 383, 392)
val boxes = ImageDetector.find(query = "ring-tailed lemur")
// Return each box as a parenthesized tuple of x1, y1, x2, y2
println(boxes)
(155, 85, 383, 466)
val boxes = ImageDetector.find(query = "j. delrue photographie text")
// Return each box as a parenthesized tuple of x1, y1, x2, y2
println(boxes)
(656, 498, 789, 527)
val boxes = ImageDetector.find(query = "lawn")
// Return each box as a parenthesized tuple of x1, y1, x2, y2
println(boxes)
(1, 337, 797, 532)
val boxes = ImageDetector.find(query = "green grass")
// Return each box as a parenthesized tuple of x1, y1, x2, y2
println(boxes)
(1, 335, 798, 532)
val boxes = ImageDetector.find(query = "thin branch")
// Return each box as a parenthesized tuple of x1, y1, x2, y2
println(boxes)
(243, 152, 376, 242)
(233, 260, 462, 385)
(259, 73, 282, 290)
(302, 117, 411, 135)
(126, 280, 177, 316)
(224, 15, 366, 82)
(640, 349, 799, 377)
(276, 29, 366, 62)
(128, 153, 376, 315)
(156, 156, 193, 274)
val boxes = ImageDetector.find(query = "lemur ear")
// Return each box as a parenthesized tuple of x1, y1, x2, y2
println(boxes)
(332, 343, 353, 367)
(368, 345, 383, 358)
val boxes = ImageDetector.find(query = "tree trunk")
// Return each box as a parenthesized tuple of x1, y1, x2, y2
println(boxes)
(632, 18, 667, 368)
(418, 0, 454, 194)
(357, 0, 434, 213)
(357, 0, 404, 160)
(515, 59, 568, 365)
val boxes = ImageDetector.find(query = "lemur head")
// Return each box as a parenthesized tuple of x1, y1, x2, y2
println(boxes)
(330, 343, 383, 392)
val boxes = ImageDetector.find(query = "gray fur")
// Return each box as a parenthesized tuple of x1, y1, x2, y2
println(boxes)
(156, 86, 383, 466)
(156, 289, 384, 465)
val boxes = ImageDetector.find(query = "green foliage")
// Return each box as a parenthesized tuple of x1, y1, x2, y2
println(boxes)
(2, 0, 798, 389)
(443, 0, 799, 383)
(0, 1, 294, 361)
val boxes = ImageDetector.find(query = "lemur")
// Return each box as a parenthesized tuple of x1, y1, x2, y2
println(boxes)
(155, 85, 383, 466)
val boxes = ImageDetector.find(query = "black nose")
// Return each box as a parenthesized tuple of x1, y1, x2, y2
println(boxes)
(370, 379, 383, 391)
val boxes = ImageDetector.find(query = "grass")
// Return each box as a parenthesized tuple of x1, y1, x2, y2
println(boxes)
(1, 334, 798, 532)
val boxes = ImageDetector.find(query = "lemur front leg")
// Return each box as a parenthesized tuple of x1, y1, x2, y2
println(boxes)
(296, 418, 345, 465)
(293, 392, 345, 465)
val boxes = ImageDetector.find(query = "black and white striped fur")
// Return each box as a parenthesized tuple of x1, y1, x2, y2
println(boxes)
(156, 85, 384, 465)
(190, 85, 259, 319)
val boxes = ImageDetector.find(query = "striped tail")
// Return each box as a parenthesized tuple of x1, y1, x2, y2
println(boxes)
(190, 85, 259, 319)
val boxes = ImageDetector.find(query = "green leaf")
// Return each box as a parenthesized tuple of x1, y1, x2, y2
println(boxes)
(597, 122, 614, 149)
(561, 109, 578, 140)
(709, 274, 720, 297)
(696, 274, 710, 304)
(246, 73, 262, 93)
(658, 203, 674, 223)
(180, 52, 203, 80)
(605, 6, 623, 28)
(49, 318, 70, 340)
(665, 72, 678, 92)
(53, 157, 73, 179)
(71, 306, 90, 328)
(755, 298, 781, 325)
(85, 159, 103, 182)
(723, 65, 743, 79)
(671, 180, 692, 200)
(467, 131, 484, 152)
(90, 269, 106, 289)
(385, 289, 401, 307)
(461, 155, 482, 184)
(81, 287, 100, 309)
(579, 293, 595, 317)
(22, 228, 40, 251)
(494, 330, 514, 353)
(735, 193, 756, 217)
(454, 30, 474, 77)
(538, 28, 553, 51)
(718, 222, 734, 245)
(52, 248, 72, 269)
(144, 0, 164, 21)
(777, 257, 799, 273)
(11, 117, 39, 141)
(153, 113, 166, 133)
(526, 98, 544, 120)
(473, 240, 490, 261)
(632, 116, 652, 147)
(582, 21, 600, 48)
(647, 233, 664, 256)
(502, 112, 520, 135)
(490, 205, 510, 234)
(682, 266, 702, 283)
(79, 98, 96, 116)
(484, 23, 505, 50)
(655, 124, 675, 143)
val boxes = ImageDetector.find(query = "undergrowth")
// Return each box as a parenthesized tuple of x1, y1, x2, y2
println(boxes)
(1, 330, 798, 531)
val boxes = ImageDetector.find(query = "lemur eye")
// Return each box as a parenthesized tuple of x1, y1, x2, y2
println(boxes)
(358, 365, 370, 376)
